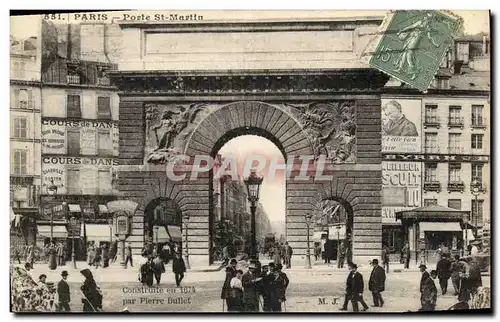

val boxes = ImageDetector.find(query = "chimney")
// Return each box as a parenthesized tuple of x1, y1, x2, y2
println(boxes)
(482, 35, 487, 55)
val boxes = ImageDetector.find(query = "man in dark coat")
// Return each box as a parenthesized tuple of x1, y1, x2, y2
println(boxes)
(284, 242, 293, 269)
(419, 270, 438, 311)
(172, 252, 186, 287)
(241, 263, 260, 312)
(263, 263, 289, 312)
(152, 254, 166, 285)
(337, 242, 346, 268)
(368, 259, 386, 307)
(419, 264, 430, 294)
(259, 264, 271, 311)
(340, 262, 369, 312)
(436, 254, 452, 295)
(402, 242, 410, 269)
(221, 259, 237, 310)
(57, 270, 71, 311)
(382, 100, 418, 136)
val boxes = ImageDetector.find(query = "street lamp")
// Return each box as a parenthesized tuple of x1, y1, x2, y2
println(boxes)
(70, 216, 77, 268)
(244, 170, 263, 260)
(304, 213, 314, 269)
(183, 214, 191, 269)
(471, 179, 481, 237)
(336, 224, 341, 268)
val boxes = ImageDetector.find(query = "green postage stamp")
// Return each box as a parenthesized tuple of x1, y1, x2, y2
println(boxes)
(370, 10, 463, 91)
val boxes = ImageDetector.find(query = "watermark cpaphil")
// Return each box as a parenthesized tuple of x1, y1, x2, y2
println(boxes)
(163, 154, 334, 182)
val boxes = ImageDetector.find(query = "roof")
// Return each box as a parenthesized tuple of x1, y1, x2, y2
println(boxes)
(395, 204, 470, 222)
(449, 70, 490, 91)
(456, 34, 490, 42)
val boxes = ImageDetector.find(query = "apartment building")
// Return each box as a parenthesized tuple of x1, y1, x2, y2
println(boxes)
(381, 34, 490, 255)
(10, 31, 42, 245)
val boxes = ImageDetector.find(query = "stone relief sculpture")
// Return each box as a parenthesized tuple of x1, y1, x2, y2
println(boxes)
(285, 101, 356, 163)
(145, 103, 206, 164)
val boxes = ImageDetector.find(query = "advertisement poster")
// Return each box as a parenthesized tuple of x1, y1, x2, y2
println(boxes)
(382, 161, 422, 224)
(381, 98, 422, 153)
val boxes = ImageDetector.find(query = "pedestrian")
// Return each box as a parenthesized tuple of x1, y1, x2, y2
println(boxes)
(172, 252, 186, 287)
(152, 254, 166, 285)
(436, 254, 452, 295)
(228, 269, 244, 312)
(241, 262, 260, 312)
(259, 264, 271, 312)
(419, 269, 438, 311)
(125, 243, 133, 268)
(314, 242, 321, 261)
(57, 270, 71, 311)
(345, 244, 352, 264)
(263, 262, 289, 312)
(80, 268, 103, 312)
(221, 259, 238, 310)
(87, 242, 95, 266)
(324, 240, 334, 264)
(450, 255, 465, 295)
(368, 259, 386, 307)
(340, 262, 369, 312)
(272, 243, 282, 266)
(56, 243, 64, 266)
(102, 244, 110, 268)
(48, 242, 57, 270)
(338, 242, 346, 269)
(381, 245, 390, 273)
(94, 245, 102, 269)
(284, 242, 293, 269)
(402, 242, 410, 269)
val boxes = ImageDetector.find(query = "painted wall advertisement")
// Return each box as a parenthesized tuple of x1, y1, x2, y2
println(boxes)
(381, 99, 421, 153)
(41, 119, 119, 155)
(382, 161, 422, 224)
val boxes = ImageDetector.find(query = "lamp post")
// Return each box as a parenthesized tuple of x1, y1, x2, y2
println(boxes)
(108, 218, 113, 244)
(183, 214, 191, 269)
(304, 213, 313, 269)
(70, 216, 77, 268)
(244, 170, 263, 260)
(471, 179, 481, 238)
(336, 224, 341, 268)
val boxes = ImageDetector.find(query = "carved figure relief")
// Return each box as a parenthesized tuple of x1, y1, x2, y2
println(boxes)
(145, 103, 206, 164)
(285, 101, 356, 163)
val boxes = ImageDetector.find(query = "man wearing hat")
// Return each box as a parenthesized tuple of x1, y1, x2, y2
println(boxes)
(340, 262, 369, 312)
(57, 270, 71, 311)
(419, 264, 430, 294)
(419, 269, 438, 311)
(242, 262, 260, 312)
(172, 252, 186, 287)
(221, 259, 238, 310)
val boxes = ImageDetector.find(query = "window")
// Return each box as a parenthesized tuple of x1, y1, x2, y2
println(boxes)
(13, 61, 25, 78)
(449, 106, 461, 124)
(12, 150, 28, 175)
(471, 134, 483, 149)
(471, 199, 484, 227)
(425, 133, 438, 153)
(97, 97, 112, 119)
(424, 163, 437, 182)
(448, 133, 461, 153)
(448, 199, 462, 210)
(67, 95, 81, 118)
(66, 169, 80, 194)
(425, 105, 438, 122)
(97, 129, 112, 156)
(67, 129, 81, 155)
(13, 117, 28, 138)
(13, 89, 33, 109)
(98, 170, 112, 194)
(471, 105, 484, 126)
(448, 164, 461, 183)
(471, 163, 483, 182)
(424, 199, 438, 207)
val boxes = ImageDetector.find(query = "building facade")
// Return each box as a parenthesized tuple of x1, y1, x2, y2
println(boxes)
(10, 31, 42, 246)
(381, 34, 490, 257)
(37, 21, 120, 255)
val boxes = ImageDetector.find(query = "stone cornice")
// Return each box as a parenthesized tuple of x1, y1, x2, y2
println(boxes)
(109, 69, 390, 95)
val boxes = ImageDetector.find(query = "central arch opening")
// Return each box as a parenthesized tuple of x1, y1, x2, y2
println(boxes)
(209, 134, 286, 264)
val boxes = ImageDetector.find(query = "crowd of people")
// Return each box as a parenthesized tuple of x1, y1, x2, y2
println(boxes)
(137, 244, 187, 288)
(221, 259, 290, 312)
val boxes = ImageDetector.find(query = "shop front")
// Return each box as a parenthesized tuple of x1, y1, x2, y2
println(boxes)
(396, 204, 471, 265)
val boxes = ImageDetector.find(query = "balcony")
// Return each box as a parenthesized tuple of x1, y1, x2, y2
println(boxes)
(447, 146, 465, 154)
(448, 181, 465, 192)
(470, 181, 487, 193)
(471, 117, 487, 129)
(67, 75, 81, 84)
(448, 117, 464, 129)
(424, 145, 440, 154)
(424, 181, 441, 192)
(424, 116, 440, 128)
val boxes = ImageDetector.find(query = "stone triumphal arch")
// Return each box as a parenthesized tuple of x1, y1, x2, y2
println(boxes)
(110, 17, 389, 267)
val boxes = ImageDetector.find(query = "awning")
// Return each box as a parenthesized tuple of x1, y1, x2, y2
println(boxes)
(396, 204, 470, 222)
(68, 204, 81, 213)
(420, 222, 462, 232)
(153, 226, 182, 243)
(37, 225, 68, 238)
(98, 205, 109, 213)
(82, 224, 113, 242)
